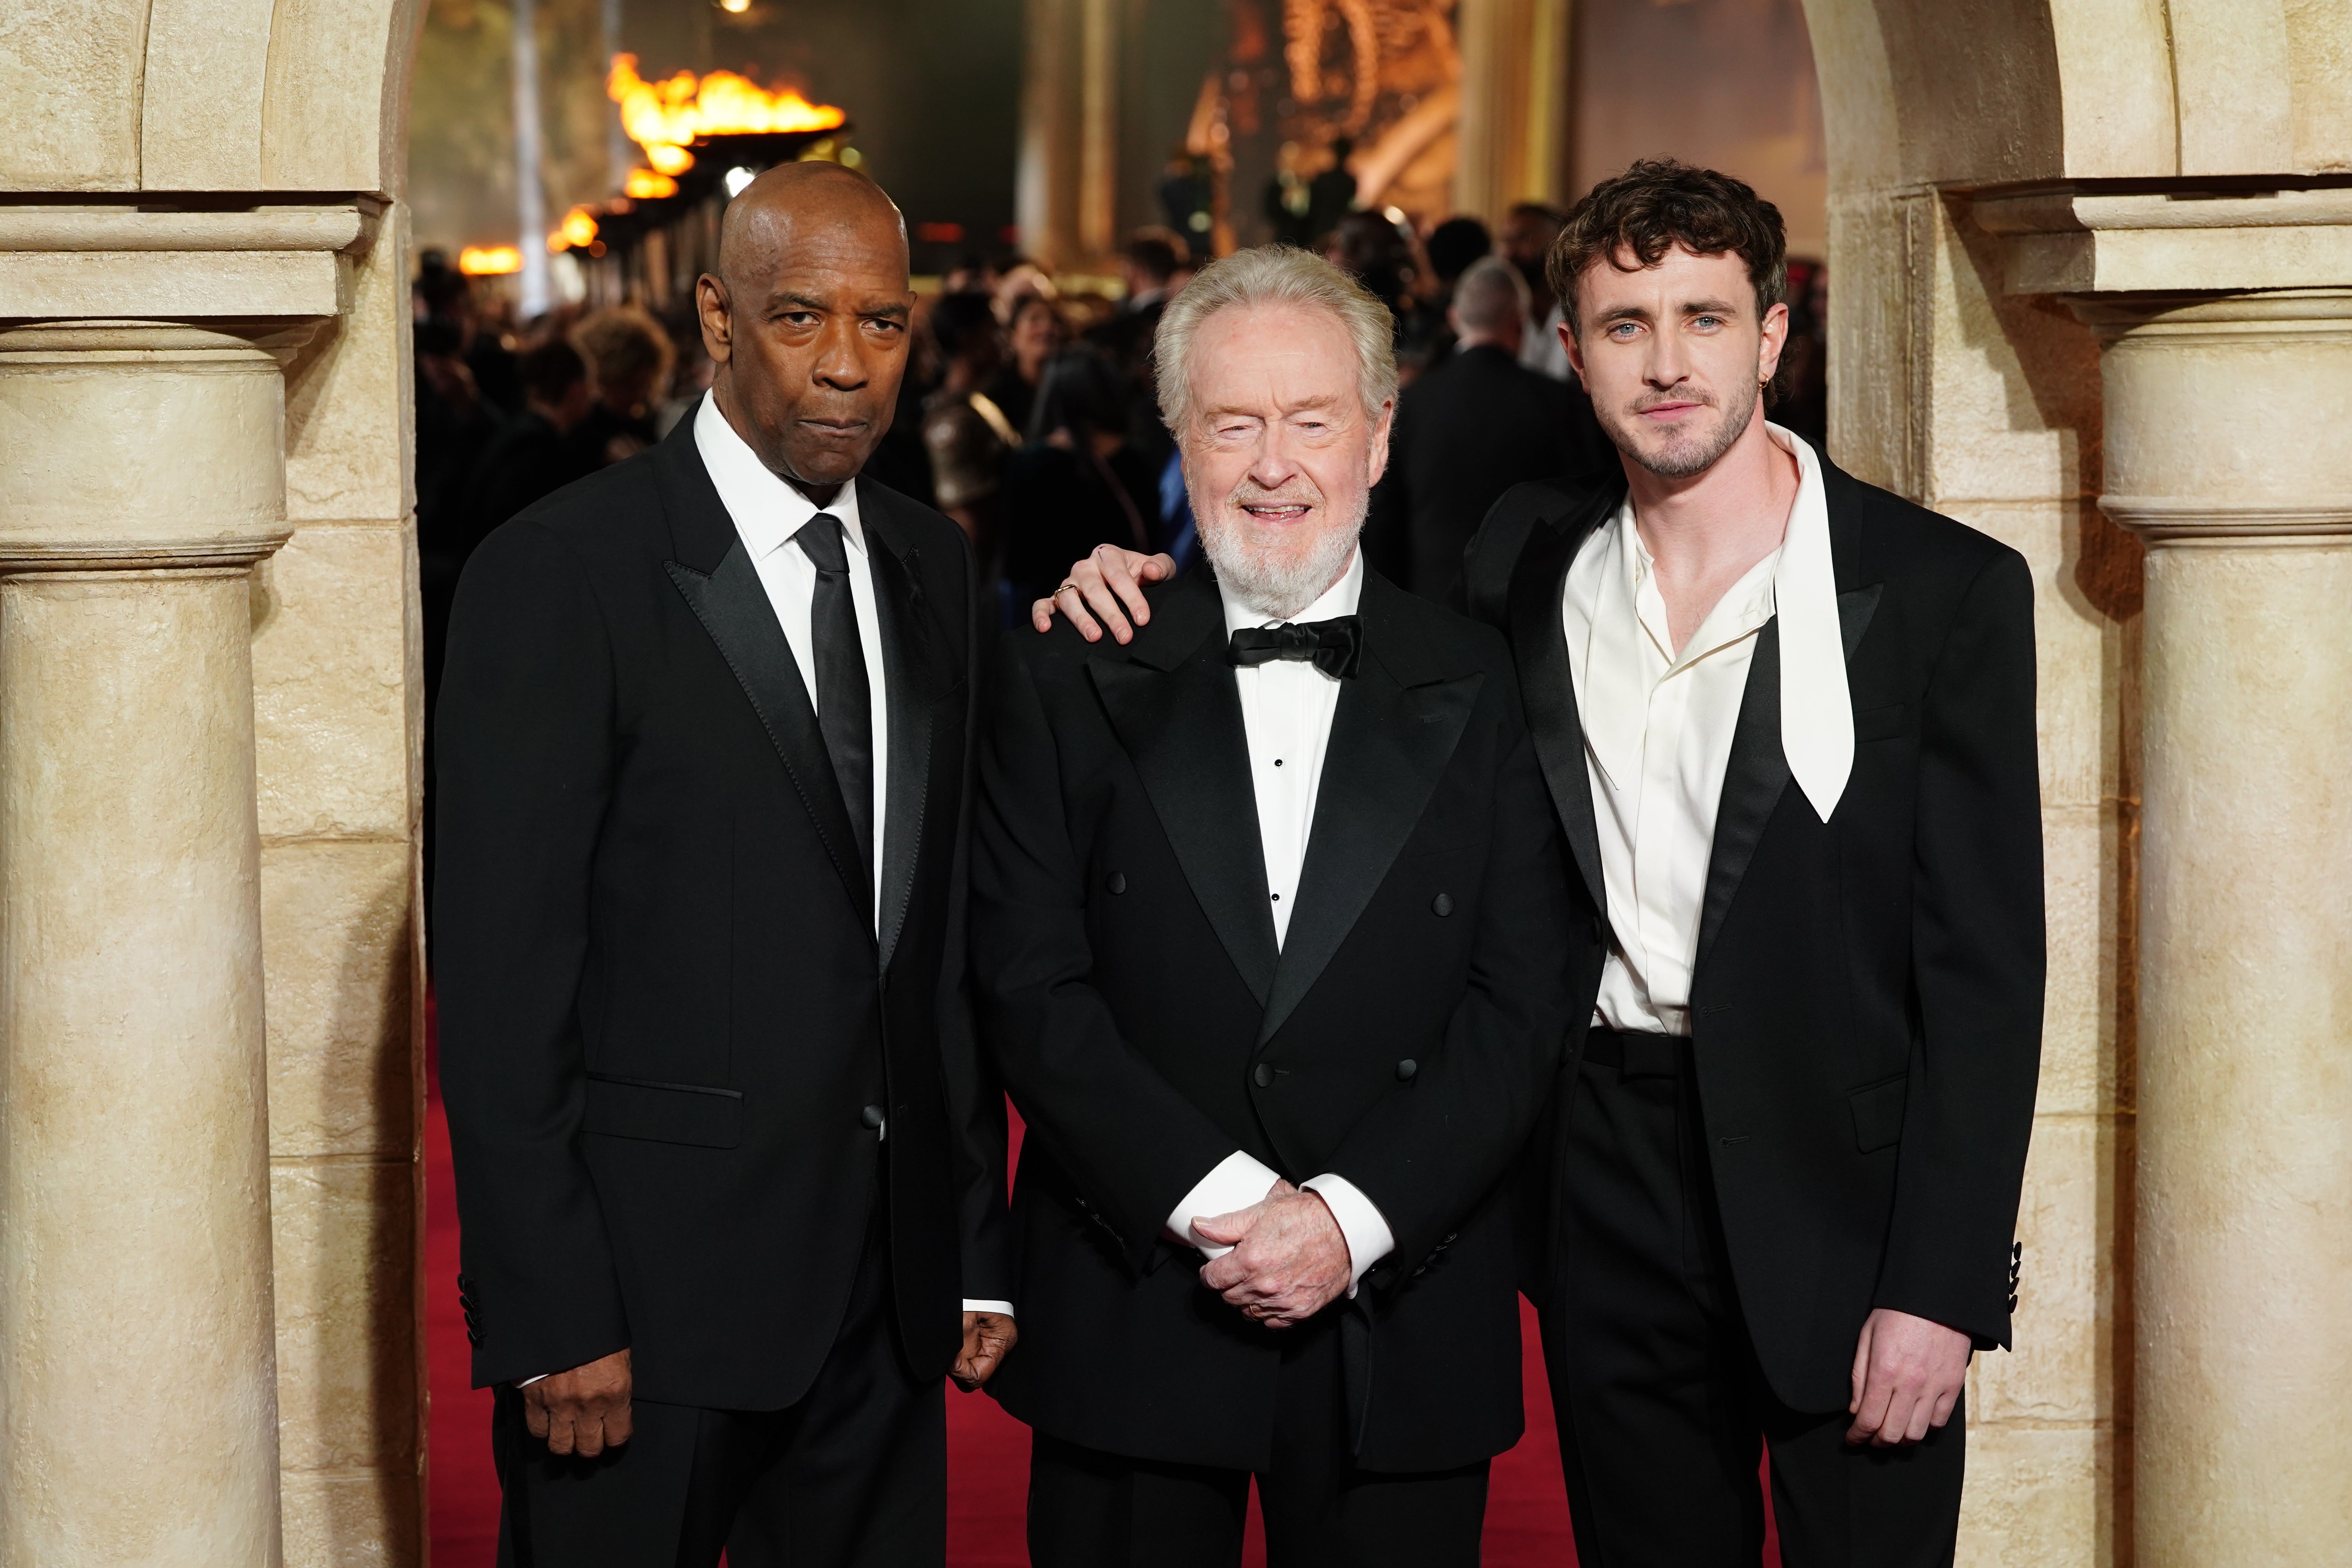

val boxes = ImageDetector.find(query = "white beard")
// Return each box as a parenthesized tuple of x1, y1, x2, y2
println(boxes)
(1195, 489, 1366, 621)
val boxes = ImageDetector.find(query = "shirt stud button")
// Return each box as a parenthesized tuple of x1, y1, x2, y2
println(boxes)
(1106, 871, 1127, 895)
(1396, 1059, 1417, 1082)
(1431, 893, 1455, 916)
(1252, 1063, 1274, 1089)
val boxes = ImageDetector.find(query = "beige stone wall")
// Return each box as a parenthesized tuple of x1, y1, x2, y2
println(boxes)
(0, 2, 428, 1563)
(259, 199, 426, 1566)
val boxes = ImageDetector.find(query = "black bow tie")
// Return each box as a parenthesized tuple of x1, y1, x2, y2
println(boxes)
(1227, 616, 1363, 680)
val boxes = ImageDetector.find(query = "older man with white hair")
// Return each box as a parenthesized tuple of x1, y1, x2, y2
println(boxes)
(969, 246, 1584, 1566)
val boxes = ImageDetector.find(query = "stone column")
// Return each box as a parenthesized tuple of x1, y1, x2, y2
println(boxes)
(1454, 0, 1574, 223)
(2077, 290, 2352, 1568)
(0, 323, 292, 1565)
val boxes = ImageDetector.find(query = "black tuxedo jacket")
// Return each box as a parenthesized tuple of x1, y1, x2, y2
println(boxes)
(1461, 439, 2045, 1413)
(435, 417, 1011, 1410)
(1368, 343, 1615, 602)
(971, 566, 1582, 1473)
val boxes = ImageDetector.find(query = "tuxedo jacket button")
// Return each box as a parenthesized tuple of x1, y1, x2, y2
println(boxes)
(1395, 1058, 1417, 1082)
(1252, 1063, 1274, 1089)
(860, 1104, 886, 1130)
(1431, 893, 1455, 917)
(1106, 871, 1128, 895)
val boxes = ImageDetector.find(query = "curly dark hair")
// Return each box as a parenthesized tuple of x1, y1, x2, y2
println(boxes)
(1546, 159, 1788, 335)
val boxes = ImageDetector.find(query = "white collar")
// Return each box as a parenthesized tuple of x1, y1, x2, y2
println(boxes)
(1576, 421, 1851, 822)
(1765, 422, 1853, 822)
(1218, 546, 1365, 636)
(693, 392, 868, 561)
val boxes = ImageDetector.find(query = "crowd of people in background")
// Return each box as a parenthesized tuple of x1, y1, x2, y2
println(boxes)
(410, 189, 1829, 698)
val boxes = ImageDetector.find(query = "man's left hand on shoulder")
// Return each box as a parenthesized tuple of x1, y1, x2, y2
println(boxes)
(1847, 1307, 1972, 1446)
(1194, 1187, 1352, 1329)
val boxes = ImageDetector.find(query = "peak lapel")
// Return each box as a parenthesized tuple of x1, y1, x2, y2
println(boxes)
(1693, 582, 1884, 974)
(1259, 575, 1481, 1045)
(862, 499, 952, 974)
(667, 541, 874, 933)
(1510, 484, 1618, 913)
(1087, 577, 1279, 1006)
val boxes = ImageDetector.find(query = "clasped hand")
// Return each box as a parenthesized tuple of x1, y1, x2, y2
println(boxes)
(1190, 1179, 1352, 1329)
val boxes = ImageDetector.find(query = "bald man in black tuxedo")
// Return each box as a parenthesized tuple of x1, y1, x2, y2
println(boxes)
(437, 163, 1014, 1568)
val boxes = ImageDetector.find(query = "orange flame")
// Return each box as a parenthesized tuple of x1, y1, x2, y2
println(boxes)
(606, 53, 846, 179)
(549, 206, 600, 252)
(457, 245, 522, 276)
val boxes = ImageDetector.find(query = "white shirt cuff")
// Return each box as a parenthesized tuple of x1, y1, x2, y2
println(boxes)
(1166, 1150, 1283, 1257)
(962, 1299, 1016, 1316)
(1301, 1173, 1394, 1296)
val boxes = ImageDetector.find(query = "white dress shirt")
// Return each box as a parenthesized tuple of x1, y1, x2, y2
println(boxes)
(1161, 550, 1395, 1293)
(1565, 422, 1850, 1039)
(695, 396, 1014, 1321)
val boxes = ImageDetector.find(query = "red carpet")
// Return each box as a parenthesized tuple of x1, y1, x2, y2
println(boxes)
(426, 1043, 1776, 1564)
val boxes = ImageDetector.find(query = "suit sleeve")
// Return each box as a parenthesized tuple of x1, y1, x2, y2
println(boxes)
(434, 519, 629, 1388)
(969, 641, 1250, 1273)
(1876, 547, 2045, 1348)
(1322, 674, 1581, 1271)
(938, 534, 1018, 1306)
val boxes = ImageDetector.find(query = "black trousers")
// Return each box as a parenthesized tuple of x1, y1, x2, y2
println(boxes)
(1026, 1308, 1489, 1568)
(1540, 1031, 1965, 1568)
(493, 1191, 944, 1568)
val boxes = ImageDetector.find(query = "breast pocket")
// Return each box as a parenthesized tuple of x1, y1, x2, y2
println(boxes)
(1854, 702, 1909, 743)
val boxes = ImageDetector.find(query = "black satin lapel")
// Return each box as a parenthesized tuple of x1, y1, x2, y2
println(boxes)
(1259, 661, 1483, 1045)
(1510, 498, 1612, 911)
(1089, 641, 1279, 1007)
(667, 543, 873, 927)
(1839, 583, 1883, 659)
(866, 535, 947, 973)
(1695, 619, 1790, 974)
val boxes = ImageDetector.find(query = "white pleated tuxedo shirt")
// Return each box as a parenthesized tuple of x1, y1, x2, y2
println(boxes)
(1162, 550, 1396, 1293)
(1565, 422, 1852, 1039)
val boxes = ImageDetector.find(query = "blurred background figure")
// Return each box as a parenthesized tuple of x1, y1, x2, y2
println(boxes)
(1263, 134, 1359, 251)
(1323, 208, 1423, 345)
(568, 305, 675, 470)
(1406, 214, 1496, 372)
(1088, 227, 1189, 380)
(923, 290, 1021, 557)
(1368, 255, 1615, 602)
(1777, 256, 1829, 443)
(459, 339, 596, 564)
(999, 347, 1157, 612)
(1158, 147, 1215, 247)
(1500, 201, 1572, 380)
(988, 292, 1069, 439)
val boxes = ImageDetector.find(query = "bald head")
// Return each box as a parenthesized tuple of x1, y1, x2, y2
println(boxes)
(697, 162, 917, 499)
(717, 161, 908, 296)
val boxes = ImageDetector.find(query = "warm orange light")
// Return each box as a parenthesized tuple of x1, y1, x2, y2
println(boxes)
(624, 168, 679, 199)
(457, 245, 522, 276)
(606, 53, 846, 181)
(549, 206, 600, 252)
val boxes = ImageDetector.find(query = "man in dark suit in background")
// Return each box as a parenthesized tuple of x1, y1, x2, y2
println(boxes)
(436, 161, 1014, 1568)
(1369, 256, 1614, 601)
(985, 247, 1581, 1566)
(1033, 159, 2043, 1568)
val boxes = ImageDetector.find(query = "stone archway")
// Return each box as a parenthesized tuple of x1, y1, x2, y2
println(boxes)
(0, 2, 429, 1563)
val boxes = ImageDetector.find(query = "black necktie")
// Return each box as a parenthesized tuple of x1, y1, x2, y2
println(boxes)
(1227, 615, 1363, 681)
(797, 513, 874, 886)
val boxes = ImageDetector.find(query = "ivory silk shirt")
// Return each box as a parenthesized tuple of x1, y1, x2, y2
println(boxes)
(1566, 422, 1848, 1039)
(1163, 550, 1395, 1291)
